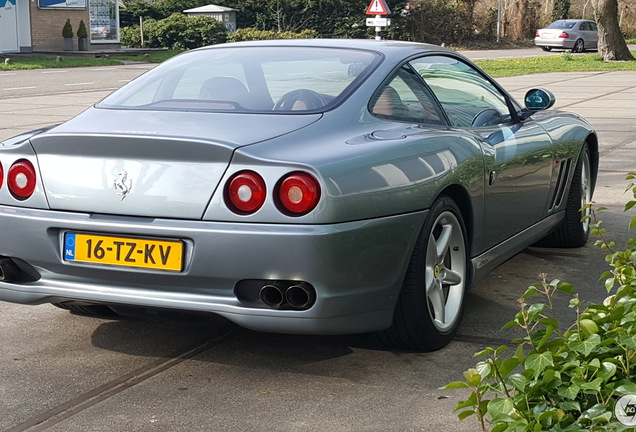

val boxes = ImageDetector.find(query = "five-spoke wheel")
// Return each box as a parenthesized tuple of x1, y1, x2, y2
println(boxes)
(377, 196, 469, 351)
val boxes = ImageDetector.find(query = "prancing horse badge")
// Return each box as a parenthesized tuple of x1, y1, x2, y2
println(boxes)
(114, 171, 133, 200)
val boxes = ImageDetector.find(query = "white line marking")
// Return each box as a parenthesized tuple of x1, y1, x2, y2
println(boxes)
(41, 70, 68, 74)
(2, 86, 37, 91)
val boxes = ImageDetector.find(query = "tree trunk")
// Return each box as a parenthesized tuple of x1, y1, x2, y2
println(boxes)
(594, 0, 634, 61)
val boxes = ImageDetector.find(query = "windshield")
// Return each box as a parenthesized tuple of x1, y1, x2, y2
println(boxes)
(98, 46, 380, 113)
(547, 20, 577, 29)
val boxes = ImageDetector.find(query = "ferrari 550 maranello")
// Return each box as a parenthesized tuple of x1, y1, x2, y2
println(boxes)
(0, 40, 597, 351)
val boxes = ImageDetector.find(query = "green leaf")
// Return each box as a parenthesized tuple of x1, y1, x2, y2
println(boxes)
(525, 352, 554, 379)
(580, 377, 603, 392)
(527, 303, 545, 321)
(557, 384, 580, 400)
(473, 347, 495, 357)
(559, 401, 581, 412)
(441, 381, 469, 389)
(542, 368, 557, 385)
(476, 361, 492, 379)
(617, 334, 636, 350)
(499, 357, 520, 378)
(557, 282, 575, 294)
(455, 392, 478, 410)
(580, 403, 611, 422)
(457, 409, 475, 421)
(514, 344, 526, 363)
(522, 286, 538, 299)
(487, 398, 517, 422)
(463, 368, 481, 386)
(569, 333, 601, 356)
(614, 380, 636, 394)
(507, 373, 527, 391)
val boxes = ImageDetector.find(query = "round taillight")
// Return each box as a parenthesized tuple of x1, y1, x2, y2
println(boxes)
(225, 170, 266, 214)
(277, 172, 320, 216)
(0, 162, 3, 190)
(8, 160, 37, 200)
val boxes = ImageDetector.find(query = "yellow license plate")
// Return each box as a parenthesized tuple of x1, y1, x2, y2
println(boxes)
(63, 232, 184, 272)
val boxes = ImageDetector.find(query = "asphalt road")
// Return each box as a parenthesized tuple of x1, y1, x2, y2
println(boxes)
(0, 58, 635, 431)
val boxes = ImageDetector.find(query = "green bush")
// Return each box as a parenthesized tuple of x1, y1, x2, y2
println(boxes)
(62, 19, 73, 39)
(444, 172, 636, 431)
(77, 20, 88, 39)
(226, 28, 317, 43)
(120, 14, 227, 49)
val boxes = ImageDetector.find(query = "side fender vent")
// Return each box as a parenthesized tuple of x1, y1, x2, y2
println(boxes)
(548, 158, 572, 211)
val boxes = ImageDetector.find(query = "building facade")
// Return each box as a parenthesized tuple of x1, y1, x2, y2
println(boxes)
(0, 0, 120, 53)
(183, 4, 237, 32)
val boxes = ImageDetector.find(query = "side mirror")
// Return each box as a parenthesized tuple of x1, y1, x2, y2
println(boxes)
(524, 88, 556, 111)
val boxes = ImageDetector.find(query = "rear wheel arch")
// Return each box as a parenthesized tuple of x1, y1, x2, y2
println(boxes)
(585, 133, 599, 193)
(437, 185, 474, 252)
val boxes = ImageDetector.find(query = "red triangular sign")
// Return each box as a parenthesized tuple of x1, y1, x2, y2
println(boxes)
(366, 0, 390, 15)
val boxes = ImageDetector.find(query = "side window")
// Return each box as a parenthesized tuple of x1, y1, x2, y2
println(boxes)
(409, 56, 512, 128)
(370, 67, 445, 125)
(580, 22, 590, 31)
(590, 22, 598, 31)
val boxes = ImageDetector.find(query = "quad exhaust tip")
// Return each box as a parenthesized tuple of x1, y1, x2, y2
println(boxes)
(259, 282, 316, 311)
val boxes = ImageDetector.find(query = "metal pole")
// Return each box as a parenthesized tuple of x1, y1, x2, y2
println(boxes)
(140, 16, 144, 48)
(375, 14, 381, 40)
(496, 0, 502, 43)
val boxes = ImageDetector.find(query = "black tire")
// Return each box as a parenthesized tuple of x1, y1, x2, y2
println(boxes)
(539, 145, 593, 248)
(541, 46, 552, 52)
(573, 39, 585, 53)
(377, 196, 470, 351)
(53, 301, 117, 317)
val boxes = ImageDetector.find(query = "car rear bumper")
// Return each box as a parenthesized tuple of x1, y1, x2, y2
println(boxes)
(534, 38, 573, 49)
(0, 205, 426, 334)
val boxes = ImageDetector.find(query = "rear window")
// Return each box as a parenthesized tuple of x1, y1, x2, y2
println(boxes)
(547, 21, 577, 29)
(98, 46, 380, 113)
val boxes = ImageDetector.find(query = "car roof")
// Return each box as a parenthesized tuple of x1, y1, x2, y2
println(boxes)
(194, 39, 458, 61)
(553, 19, 594, 23)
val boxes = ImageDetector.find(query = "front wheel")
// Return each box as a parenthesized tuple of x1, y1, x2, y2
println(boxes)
(377, 197, 470, 351)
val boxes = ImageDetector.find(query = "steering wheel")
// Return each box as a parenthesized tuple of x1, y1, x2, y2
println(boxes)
(274, 89, 326, 111)
(471, 108, 502, 127)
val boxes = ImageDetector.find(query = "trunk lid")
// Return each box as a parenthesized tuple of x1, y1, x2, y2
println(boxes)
(30, 108, 320, 219)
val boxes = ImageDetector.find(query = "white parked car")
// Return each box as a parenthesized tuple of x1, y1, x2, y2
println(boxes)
(535, 19, 598, 53)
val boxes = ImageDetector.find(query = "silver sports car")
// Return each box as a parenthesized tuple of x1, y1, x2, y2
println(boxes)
(0, 40, 597, 351)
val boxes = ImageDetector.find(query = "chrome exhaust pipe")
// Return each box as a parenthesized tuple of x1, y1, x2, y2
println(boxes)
(260, 284, 285, 309)
(0, 257, 21, 282)
(285, 284, 316, 310)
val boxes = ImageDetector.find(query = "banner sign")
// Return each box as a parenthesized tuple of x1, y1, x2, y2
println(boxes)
(39, 0, 86, 8)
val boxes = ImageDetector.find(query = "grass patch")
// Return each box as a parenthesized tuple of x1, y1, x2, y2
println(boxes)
(0, 50, 182, 70)
(110, 49, 183, 63)
(0, 56, 123, 70)
(475, 51, 636, 77)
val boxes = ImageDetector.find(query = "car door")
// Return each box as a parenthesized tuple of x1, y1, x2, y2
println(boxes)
(407, 55, 554, 251)
(586, 21, 599, 50)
